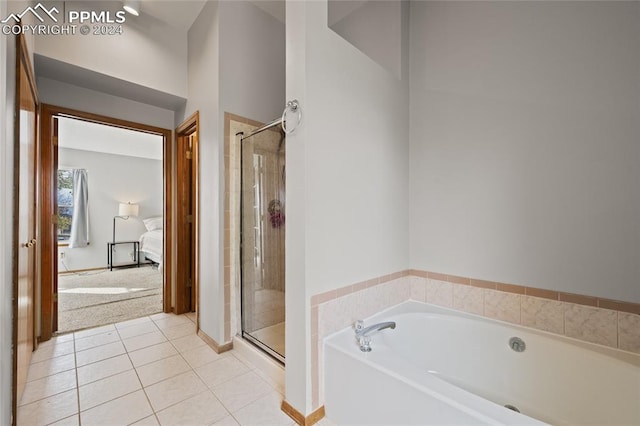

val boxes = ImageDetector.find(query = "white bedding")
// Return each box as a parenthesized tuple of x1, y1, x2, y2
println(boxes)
(139, 229, 163, 271)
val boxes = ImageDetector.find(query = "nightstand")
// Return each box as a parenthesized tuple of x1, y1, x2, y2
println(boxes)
(107, 241, 141, 271)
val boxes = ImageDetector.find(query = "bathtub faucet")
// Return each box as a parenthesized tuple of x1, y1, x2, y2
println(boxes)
(354, 320, 396, 352)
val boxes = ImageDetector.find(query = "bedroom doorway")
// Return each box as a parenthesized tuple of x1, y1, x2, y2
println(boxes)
(39, 105, 173, 338)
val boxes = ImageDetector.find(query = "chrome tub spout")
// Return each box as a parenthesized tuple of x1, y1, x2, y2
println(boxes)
(354, 320, 396, 352)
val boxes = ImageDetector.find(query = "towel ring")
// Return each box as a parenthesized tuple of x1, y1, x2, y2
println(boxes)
(281, 99, 301, 134)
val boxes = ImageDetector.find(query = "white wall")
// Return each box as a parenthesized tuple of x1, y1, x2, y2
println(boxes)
(409, 1, 640, 303)
(35, 0, 187, 98)
(286, 0, 409, 413)
(329, 0, 402, 79)
(37, 77, 175, 130)
(183, 0, 222, 342)
(0, 3, 14, 422)
(219, 0, 285, 124)
(57, 148, 163, 271)
(182, 0, 285, 345)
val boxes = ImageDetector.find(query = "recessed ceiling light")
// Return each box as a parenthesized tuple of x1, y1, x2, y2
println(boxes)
(123, 0, 140, 16)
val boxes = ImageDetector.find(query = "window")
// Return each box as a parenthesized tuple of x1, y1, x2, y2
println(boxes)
(57, 169, 74, 241)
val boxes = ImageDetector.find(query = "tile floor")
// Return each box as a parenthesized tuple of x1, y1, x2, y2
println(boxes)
(17, 312, 296, 426)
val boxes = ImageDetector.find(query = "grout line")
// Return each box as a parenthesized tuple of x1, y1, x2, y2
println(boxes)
(73, 331, 81, 425)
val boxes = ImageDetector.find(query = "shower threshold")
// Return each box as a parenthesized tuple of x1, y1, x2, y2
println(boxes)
(242, 330, 285, 365)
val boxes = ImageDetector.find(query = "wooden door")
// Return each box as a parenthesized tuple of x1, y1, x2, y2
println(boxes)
(175, 114, 199, 315)
(13, 33, 39, 415)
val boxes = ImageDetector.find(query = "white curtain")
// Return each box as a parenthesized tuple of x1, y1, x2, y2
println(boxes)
(69, 169, 89, 248)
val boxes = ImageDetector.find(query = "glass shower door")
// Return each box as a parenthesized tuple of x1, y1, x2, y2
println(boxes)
(240, 125, 285, 363)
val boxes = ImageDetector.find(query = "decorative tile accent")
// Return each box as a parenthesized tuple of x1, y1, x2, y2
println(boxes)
(447, 275, 470, 285)
(618, 312, 640, 353)
(599, 299, 640, 315)
(469, 279, 495, 290)
(453, 285, 483, 316)
(564, 304, 617, 348)
(524, 287, 559, 301)
(496, 283, 525, 295)
(426, 279, 453, 308)
(483, 289, 521, 324)
(559, 292, 598, 307)
(521, 296, 564, 335)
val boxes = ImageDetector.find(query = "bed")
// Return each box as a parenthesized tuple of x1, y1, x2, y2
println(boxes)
(139, 217, 163, 272)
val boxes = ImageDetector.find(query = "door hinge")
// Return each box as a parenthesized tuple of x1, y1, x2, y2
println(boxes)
(187, 278, 192, 288)
(53, 292, 58, 303)
(52, 214, 58, 225)
(53, 136, 58, 147)
(186, 150, 192, 160)
(186, 215, 193, 223)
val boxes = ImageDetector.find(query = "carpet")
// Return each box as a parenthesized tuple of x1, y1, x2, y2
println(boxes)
(57, 265, 163, 333)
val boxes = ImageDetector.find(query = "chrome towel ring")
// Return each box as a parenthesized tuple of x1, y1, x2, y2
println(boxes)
(281, 99, 301, 134)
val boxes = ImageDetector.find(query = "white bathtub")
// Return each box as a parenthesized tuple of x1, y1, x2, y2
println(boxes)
(324, 301, 640, 425)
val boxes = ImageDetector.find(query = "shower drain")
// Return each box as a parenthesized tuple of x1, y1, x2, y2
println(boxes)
(509, 336, 526, 352)
(504, 404, 521, 413)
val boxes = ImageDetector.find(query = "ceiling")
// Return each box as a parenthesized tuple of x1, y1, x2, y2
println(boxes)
(138, 0, 285, 32)
(138, 0, 207, 31)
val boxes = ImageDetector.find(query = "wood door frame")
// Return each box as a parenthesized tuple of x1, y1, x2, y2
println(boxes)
(174, 112, 199, 322)
(39, 104, 173, 340)
(12, 32, 39, 425)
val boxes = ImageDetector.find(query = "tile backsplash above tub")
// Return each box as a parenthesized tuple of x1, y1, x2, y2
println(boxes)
(313, 269, 640, 368)
(405, 272, 639, 353)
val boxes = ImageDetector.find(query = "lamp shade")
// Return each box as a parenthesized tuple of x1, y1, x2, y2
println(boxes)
(118, 202, 139, 217)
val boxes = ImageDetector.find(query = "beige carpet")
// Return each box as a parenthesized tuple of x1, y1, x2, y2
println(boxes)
(58, 265, 163, 333)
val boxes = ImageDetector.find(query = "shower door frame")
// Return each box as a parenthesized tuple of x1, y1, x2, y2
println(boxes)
(239, 119, 286, 365)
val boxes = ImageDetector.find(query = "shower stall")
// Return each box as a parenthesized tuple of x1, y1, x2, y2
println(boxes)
(240, 121, 286, 363)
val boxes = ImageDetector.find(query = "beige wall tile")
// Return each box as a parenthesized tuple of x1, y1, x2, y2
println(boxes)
(410, 276, 426, 302)
(317, 301, 341, 338)
(564, 304, 617, 348)
(521, 296, 564, 335)
(453, 284, 484, 315)
(484, 289, 520, 324)
(452, 285, 483, 316)
(387, 278, 410, 306)
(426, 279, 453, 308)
(618, 312, 640, 354)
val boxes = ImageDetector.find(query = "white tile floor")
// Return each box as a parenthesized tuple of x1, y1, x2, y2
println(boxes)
(18, 312, 296, 426)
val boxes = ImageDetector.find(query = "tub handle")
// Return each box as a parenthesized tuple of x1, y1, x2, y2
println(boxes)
(354, 320, 396, 352)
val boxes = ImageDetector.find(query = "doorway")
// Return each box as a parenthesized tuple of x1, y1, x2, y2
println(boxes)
(39, 105, 173, 339)
(54, 117, 165, 332)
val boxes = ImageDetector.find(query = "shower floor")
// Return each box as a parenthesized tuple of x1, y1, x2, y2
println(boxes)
(251, 321, 285, 357)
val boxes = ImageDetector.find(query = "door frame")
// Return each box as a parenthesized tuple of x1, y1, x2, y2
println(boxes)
(39, 104, 173, 340)
(174, 112, 199, 322)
